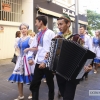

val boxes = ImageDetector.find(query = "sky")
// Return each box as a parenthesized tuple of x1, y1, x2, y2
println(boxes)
(79, 0, 100, 13)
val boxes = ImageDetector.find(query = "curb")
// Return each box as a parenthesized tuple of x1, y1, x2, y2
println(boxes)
(0, 58, 12, 66)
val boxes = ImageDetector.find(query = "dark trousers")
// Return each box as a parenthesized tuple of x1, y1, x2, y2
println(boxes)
(30, 64, 54, 100)
(56, 74, 78, 100)
(83, 72, 88, 78)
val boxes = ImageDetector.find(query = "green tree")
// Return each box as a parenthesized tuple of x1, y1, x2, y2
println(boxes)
(87, 10, 100, 35)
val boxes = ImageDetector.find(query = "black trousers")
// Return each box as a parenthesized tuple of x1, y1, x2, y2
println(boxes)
(30, 64, 54, 100)
(56, 74, 79, 100)
(82, 72, 88, 78)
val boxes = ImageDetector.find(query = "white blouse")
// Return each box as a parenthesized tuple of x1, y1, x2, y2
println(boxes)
(28, 29, 55, 64)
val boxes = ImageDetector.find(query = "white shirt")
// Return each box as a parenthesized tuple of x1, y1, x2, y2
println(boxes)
(28, 29, 55, 64)
(83, 34, 92, 51)
(14, 37, 20, 48)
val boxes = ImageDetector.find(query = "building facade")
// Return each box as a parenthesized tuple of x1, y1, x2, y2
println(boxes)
(34, 0, 87, 34)
(0, 0, 87, 59)
(0, 0, 34, 59)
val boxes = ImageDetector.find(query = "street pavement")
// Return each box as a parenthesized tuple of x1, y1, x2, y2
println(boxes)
(0, 59, 100, 100)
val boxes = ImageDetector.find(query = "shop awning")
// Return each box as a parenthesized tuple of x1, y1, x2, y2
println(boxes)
(38, 7, 88, 25)
(38, 7, 62, 17)
(79, 20, 88, 25)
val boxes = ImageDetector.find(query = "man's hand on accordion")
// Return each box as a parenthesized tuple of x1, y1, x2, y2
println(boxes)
(84, 65, 92, 72)
(39, 63, 46, 69)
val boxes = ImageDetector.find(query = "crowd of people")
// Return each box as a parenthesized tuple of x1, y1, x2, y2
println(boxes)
(8, 15, 100, 100)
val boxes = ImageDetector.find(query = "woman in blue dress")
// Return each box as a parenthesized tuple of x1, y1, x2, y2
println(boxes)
(8, 23, 36, 100)
(92, 30, 100, 73)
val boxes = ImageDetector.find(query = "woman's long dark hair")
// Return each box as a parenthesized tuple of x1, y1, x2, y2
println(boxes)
(15, 31, 21, 38)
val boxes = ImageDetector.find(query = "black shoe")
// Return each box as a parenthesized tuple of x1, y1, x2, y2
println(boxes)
(48, 93, 54, 100)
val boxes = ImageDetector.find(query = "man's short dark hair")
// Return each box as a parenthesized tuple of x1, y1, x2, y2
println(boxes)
(80, 25, 86, 30)
(36, 15, 47, 26)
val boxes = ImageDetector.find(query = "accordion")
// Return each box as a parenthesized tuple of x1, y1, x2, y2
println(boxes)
(46, 38, 96, 81)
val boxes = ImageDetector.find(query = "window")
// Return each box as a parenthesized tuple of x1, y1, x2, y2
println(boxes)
(53, 18, 59, 34)
(0, 0, 22, 22)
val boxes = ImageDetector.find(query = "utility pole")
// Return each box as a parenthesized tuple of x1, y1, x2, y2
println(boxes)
(75, 0, 79, 34)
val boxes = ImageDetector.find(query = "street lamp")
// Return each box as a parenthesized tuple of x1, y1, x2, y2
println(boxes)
(75, 0, 79, 34)
(67, 0, 79, 34)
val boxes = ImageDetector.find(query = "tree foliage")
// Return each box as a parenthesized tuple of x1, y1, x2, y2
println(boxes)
(87, 10, 100, 31)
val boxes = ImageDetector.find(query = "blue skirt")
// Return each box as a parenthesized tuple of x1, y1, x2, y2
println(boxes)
(8, 55, 35, 84)
(8, 74, 33, 84)
(94, 58, 100, 64)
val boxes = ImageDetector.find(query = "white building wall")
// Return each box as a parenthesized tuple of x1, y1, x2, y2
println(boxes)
(52, 0, 86, 15)
(22, 0, 34, 31)
(0, 0, 34, 59)
(52, 0, 74, 9)
(0, 22, 20, 59)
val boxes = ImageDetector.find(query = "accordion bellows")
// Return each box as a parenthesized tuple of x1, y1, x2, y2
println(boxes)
(46, 38, 95, 80)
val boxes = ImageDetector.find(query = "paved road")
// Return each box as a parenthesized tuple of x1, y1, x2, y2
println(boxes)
(0, 62, 100, 100)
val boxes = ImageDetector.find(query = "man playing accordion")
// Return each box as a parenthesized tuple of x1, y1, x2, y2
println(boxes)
(45, 15, 93, 100)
